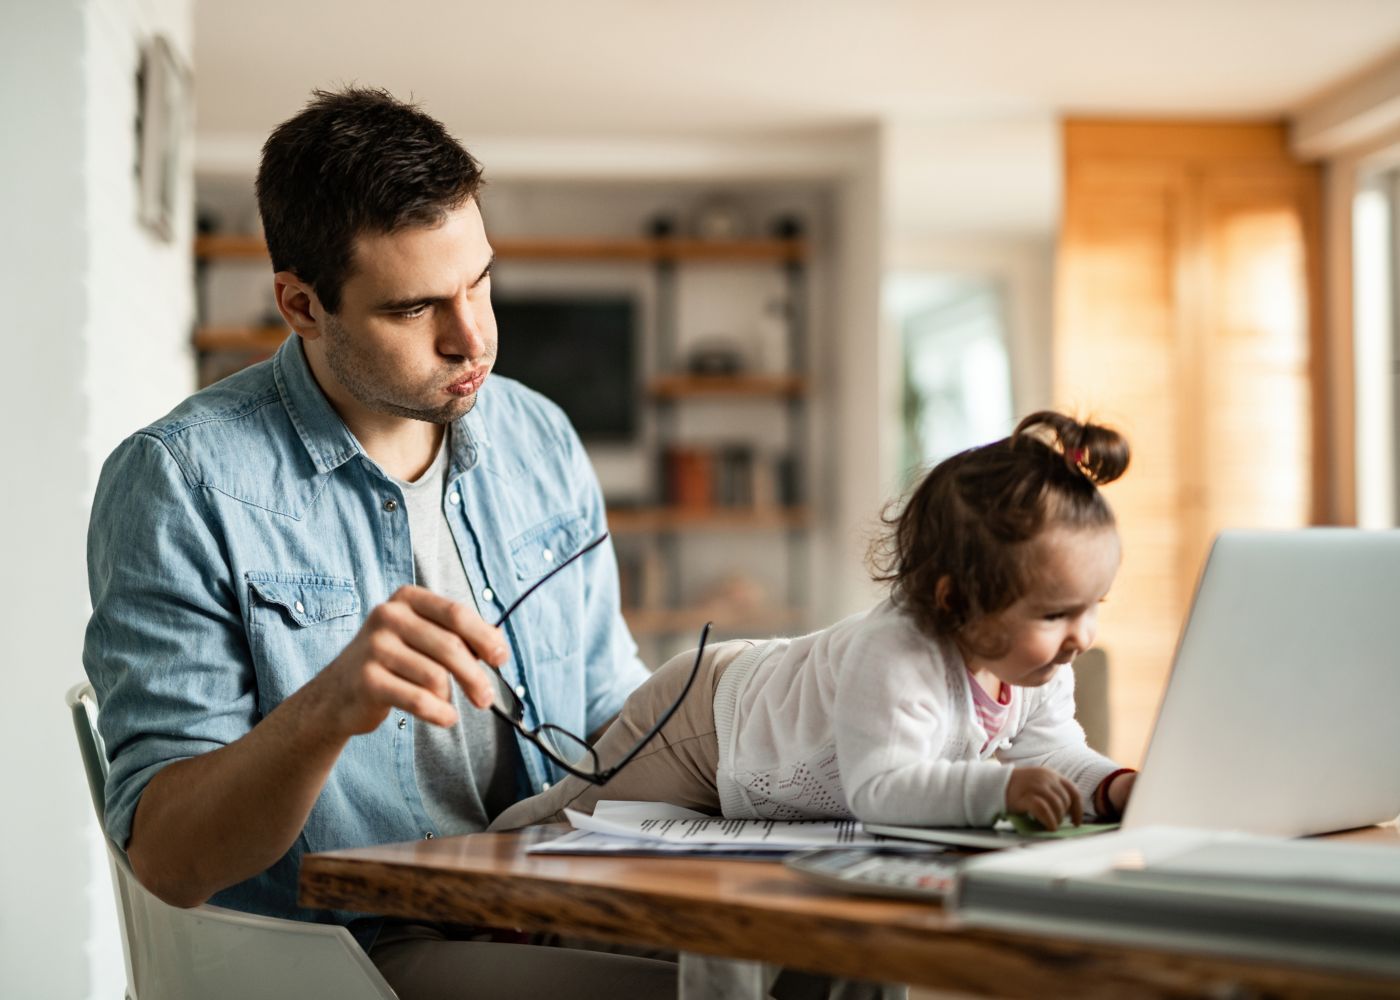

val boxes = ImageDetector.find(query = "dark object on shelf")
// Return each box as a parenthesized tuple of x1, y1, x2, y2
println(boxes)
(686, 339, 745, 376)
(770, 214, 805, 240)
(776, 453, 802, 506)
(692, 196, 751, 240)
(647, 214, 678, 239)
(491, 296, 639, 441)
(196, 209, 221, 235)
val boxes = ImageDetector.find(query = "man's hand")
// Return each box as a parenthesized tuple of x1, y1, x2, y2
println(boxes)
(1005, 766, 1084, 832)
(309, 585, 510, 738)
(125, 586, 508, 907)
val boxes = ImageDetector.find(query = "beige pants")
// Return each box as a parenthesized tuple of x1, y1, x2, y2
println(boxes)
(490, 639, 755, 830)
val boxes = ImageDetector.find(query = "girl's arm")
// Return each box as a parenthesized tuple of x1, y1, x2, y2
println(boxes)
(834, 627, 1012, 826)
(1000, 666, 1131, 818)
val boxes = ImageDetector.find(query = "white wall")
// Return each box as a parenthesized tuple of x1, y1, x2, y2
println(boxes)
(878, 116, 1060, 450)
(0, 1, 193, 997)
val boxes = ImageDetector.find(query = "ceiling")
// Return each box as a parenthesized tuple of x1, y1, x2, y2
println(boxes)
(195, 0, 1400, 144)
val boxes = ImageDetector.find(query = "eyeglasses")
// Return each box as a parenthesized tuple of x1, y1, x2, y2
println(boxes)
(487, 531, 711, 785)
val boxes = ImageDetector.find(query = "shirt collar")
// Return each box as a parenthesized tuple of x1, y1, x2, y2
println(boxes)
(272, 335, 365, 475)
(273, 334, 491, 478)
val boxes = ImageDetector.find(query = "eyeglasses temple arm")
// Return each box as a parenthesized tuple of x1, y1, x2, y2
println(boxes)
(492, 532, 610, 628)
(599, 621, 712, 780)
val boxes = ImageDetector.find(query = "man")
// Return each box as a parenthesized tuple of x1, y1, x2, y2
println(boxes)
(84, 87, 673, 998)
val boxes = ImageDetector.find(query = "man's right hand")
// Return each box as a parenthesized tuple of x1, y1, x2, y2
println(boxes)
(126, 585, 510, 907)
(309, 585, 510, 738)
(1005, 765, 1084, 832)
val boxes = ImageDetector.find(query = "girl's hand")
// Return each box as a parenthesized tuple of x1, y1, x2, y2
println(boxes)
(1106, 771, 1137, 815)
(1005, 766, 1083, 832)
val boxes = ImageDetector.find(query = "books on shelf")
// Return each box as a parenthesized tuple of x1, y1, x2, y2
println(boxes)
(949, 826, 1400, 976)
(663, 444, 797, 510)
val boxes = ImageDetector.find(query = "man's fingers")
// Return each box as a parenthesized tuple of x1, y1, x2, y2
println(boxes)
(364, 663, 459, 728)
(367, 630, 454, 703)
(384, 589, 500, 709)
(393, 585, 508, 665)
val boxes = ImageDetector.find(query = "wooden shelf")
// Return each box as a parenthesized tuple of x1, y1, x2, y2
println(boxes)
(456, 236, 809, 262)
(649, 374, 807, 399)
(607, 506, 809, 534)
(623, 606, 805, 638)
(194, 234, 270, 260)
(193, 325, 289, 352)
(196, 234, 808, 264)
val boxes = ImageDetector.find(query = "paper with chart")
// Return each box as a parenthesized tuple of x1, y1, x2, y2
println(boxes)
(561, 801, 883, 850)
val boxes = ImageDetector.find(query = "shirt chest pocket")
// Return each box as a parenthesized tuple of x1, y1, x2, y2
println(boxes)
(245, 573, 361, 711)
(505, 514, 589, 662)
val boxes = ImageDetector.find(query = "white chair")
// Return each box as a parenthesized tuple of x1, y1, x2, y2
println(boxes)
(68, 683, 397, 1000)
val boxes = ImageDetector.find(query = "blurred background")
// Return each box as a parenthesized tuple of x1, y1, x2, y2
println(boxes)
(6, 1, 1400, 995)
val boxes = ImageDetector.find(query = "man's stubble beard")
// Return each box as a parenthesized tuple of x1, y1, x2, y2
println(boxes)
(321, 314, 483, 425)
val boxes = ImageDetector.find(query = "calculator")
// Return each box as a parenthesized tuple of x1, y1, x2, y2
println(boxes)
(783, 847, 967, 900)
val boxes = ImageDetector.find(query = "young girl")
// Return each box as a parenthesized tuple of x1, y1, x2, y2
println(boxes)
(491, 411, 1137, 833)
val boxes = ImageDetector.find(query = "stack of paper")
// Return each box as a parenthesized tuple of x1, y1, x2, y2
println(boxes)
(527, 801, 884, 857)
(950, 826, 1400, 975)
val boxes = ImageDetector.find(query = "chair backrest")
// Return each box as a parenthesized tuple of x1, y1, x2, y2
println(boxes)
(70, 683, 109, 822)
(66, 683, 397, 1000)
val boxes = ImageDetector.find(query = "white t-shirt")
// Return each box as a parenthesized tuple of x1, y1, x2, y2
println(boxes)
(713, 598, 1120, 825)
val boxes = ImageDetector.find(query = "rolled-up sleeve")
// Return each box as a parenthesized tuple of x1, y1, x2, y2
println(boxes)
(83, 432, 256, 849)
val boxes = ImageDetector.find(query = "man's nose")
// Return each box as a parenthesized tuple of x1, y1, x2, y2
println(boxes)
(439, 296, 485, 359)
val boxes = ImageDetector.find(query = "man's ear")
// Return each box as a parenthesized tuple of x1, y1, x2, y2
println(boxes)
(273, 271, 324, 341)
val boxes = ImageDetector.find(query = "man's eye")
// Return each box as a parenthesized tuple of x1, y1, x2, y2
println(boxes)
(1043, 612, 1067, 621)
(398, 304, 429, 319)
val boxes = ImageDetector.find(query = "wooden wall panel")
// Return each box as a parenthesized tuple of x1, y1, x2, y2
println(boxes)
(1057, 121, 1322, 765)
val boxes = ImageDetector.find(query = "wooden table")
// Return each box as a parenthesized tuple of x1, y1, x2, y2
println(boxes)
(300, 824, 1400, 1000)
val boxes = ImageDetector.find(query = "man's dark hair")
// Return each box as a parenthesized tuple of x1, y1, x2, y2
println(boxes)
(255, 87, 484, 313)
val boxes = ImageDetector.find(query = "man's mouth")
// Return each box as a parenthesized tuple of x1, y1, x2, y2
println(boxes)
(447, 369, 487, 396)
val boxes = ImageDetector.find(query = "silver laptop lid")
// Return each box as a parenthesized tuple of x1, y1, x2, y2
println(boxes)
(1123, 529, 1400, 837)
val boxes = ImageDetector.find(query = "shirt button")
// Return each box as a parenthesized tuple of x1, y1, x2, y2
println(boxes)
(542, 548, 554, 563)
(397, 717, 407, 730)
(448, 491, 461, 505)
(294, 600, 305, 613)
(482, 587, 494, 601)
(541, 782, 551, 791)
(383, 499, 399, 512)
(514, 684, 527, 698)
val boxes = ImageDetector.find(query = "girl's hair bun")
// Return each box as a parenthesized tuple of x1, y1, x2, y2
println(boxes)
(1012, 411, 1129, 487)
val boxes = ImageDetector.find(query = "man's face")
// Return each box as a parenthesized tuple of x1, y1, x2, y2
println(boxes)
(315, 199, 497, 427)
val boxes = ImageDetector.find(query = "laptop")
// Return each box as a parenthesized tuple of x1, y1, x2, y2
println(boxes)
(871, 529, 1400, 847)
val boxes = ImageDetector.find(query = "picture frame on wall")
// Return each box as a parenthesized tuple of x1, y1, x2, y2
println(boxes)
(136, 35, 187, 242)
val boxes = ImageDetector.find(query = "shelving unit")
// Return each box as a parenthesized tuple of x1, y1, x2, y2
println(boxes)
(193, 232, 813, 646)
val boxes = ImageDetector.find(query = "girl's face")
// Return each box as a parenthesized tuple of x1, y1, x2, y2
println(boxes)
(961, 525, 1121, 688)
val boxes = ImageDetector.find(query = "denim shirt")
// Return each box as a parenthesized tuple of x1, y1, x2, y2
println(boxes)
(83, 336, 648, 939)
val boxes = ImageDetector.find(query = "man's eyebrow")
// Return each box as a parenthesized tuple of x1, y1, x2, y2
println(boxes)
(374, 293, 441, 312)
(471, 253, 496, 288)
